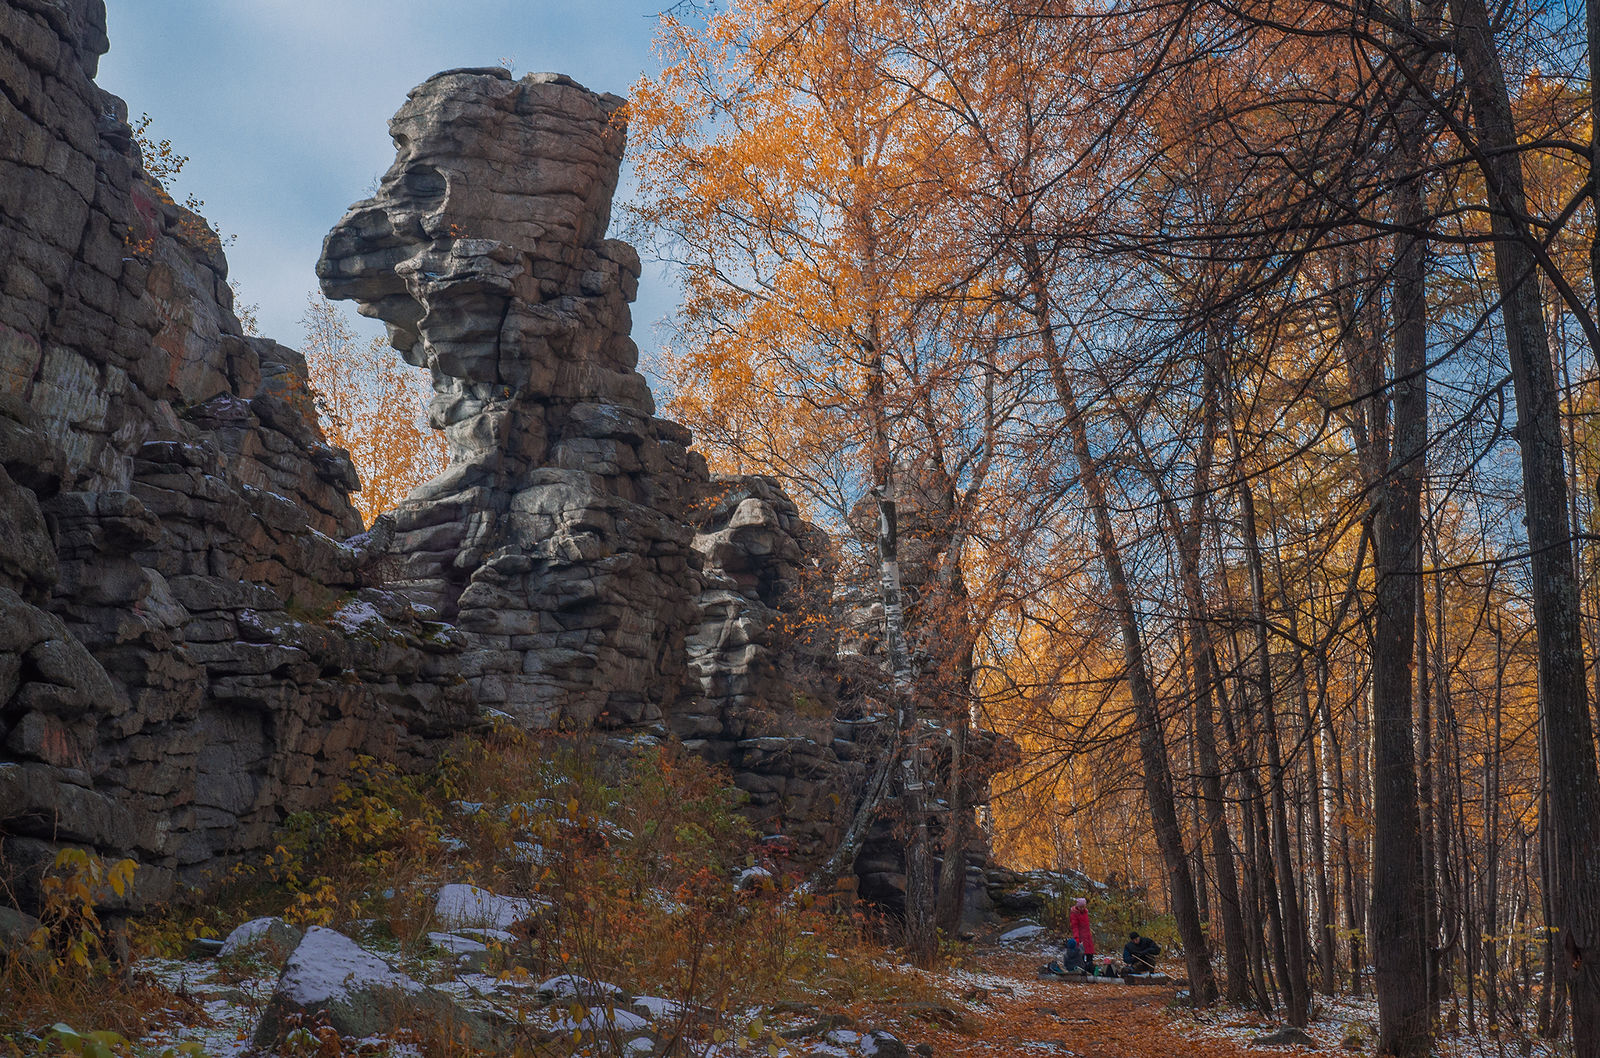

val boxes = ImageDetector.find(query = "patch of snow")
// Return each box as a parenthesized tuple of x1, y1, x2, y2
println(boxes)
(426, 932, 488, 957)
(329, 599, 384, 634)
(1000, 924, 1046, 943)
(453, 926, 517, 945)
(433, 883, 537, 930)
(218, 916, 293, 957)
(736, 866, 774, 890)
(511, 841, 549, 864)
(278, 926, 418, 1006)
(434, 974, 502, 999)
(647, 889, 689, 914)
(537, 973, 626, 1001)
(551, 1007, 649, 1035)
(632, 995, 685, 1020)
(501, 799, 556, 820)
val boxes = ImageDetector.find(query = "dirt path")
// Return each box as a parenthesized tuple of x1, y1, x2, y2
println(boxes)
(920, 951, 1324, 1058)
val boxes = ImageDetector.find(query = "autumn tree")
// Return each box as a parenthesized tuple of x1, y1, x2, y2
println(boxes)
(300, 294, 448, 524)
(630, 0, 1033, 961)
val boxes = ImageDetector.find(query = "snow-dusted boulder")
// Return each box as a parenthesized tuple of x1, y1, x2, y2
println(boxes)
(861, 1029, 910, 1057)
(999, 923, 1046, 944)
(536, 973, 627, 1003)
(433, 883, 538, 931)
(427, 931, 490, 973)
(219, 916, 303, 964)
(551, 1005, 650, 1035)
(253, 926, 488, 1046)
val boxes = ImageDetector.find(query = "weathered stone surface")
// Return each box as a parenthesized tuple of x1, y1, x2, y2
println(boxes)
(318, 68, 704, 730)
(675, 475, 855, 860)
(219, 915, 304, 965)
(0, 0, 474, 909)
(1, 1, 999, 927)
(0, 903, 42, 951)
(254, 926, 489, 1047)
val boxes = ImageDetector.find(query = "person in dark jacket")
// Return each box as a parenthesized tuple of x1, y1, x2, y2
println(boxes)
(1061, 937, 1093, 974)
(1043, 936, 1092, 975)
(1122, 931, 1161, 974)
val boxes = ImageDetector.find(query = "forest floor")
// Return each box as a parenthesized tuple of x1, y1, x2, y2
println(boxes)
(920, 942, 1317, 1058)
(930, 937, 1559, 1058)
(1, 731, 1566, 1058)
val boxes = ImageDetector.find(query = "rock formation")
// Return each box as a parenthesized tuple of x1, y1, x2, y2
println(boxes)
(318, 68, 704, 730)
(677, 475, 856, 860)
(0, 0, 473, 906)
(314, 70, 861, 861)
(0, 0, 999, 919)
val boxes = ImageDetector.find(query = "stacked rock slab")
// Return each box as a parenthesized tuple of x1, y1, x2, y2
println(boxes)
(318, 68, 705, 730)
(0, 0, 474, 905)
(1, 0, 995, 915)
(677, 475, 854, 860)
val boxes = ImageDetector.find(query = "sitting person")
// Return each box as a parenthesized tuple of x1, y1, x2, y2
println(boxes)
(1122, 931, 1161, 974)
(1061, 937, 1093, 974)
(1045, 936, 1092, 975)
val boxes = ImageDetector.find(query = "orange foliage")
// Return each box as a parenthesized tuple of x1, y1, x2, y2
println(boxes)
(300, 295, 447, 524)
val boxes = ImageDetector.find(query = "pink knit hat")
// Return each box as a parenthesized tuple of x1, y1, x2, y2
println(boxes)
(1075, 897, 1087, 908)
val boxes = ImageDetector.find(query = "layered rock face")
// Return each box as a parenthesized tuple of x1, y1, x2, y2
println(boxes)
(0, 0, 474, 905)
(318, 69, 704, 730)
(677, 475, 855, 860)
(1, 2, 988, 915)
(316, 68, 859, 858)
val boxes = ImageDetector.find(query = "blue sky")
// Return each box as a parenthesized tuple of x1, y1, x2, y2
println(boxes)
(97, 1, 690, 367)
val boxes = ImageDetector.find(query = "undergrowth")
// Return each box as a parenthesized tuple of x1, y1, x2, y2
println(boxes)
(0, 849, 197, 1055)
(5, 727, 940, 1056)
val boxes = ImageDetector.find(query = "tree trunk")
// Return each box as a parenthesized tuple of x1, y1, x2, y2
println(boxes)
(1368, 96, 1433, 1055)
(1026, 252, 1218, 1004)
(1232, 465, 1312, 1027)
(875, 487, 937, 966)
(1132, 353, 1253, 1003)
(934, 709, 971, 935)
(1451, 2, 1600, 1048)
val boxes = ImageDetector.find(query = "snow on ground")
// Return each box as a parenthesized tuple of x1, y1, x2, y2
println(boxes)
(535, 972, 627, 1001)
(131, 956, 276, 1057)
(1172, 985, 1564, 1058)
(1000, 923, 1047, 943)
(432, 883, 540, 930)
(948, 963, 1051, 1002)
(631, 994, 687, 1020)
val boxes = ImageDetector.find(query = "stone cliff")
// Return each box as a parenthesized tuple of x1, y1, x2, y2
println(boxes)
(317, 68, 703, 732)
(0, 0, 474, 906)
(314, 66, 866, 864)
(1, 0, 996, 920)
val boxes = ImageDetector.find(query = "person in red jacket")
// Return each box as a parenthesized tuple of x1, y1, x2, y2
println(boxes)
(1068, 896, 1095, 957)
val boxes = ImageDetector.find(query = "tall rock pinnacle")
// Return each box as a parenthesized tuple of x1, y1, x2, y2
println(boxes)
(318, 68, 705, 729)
